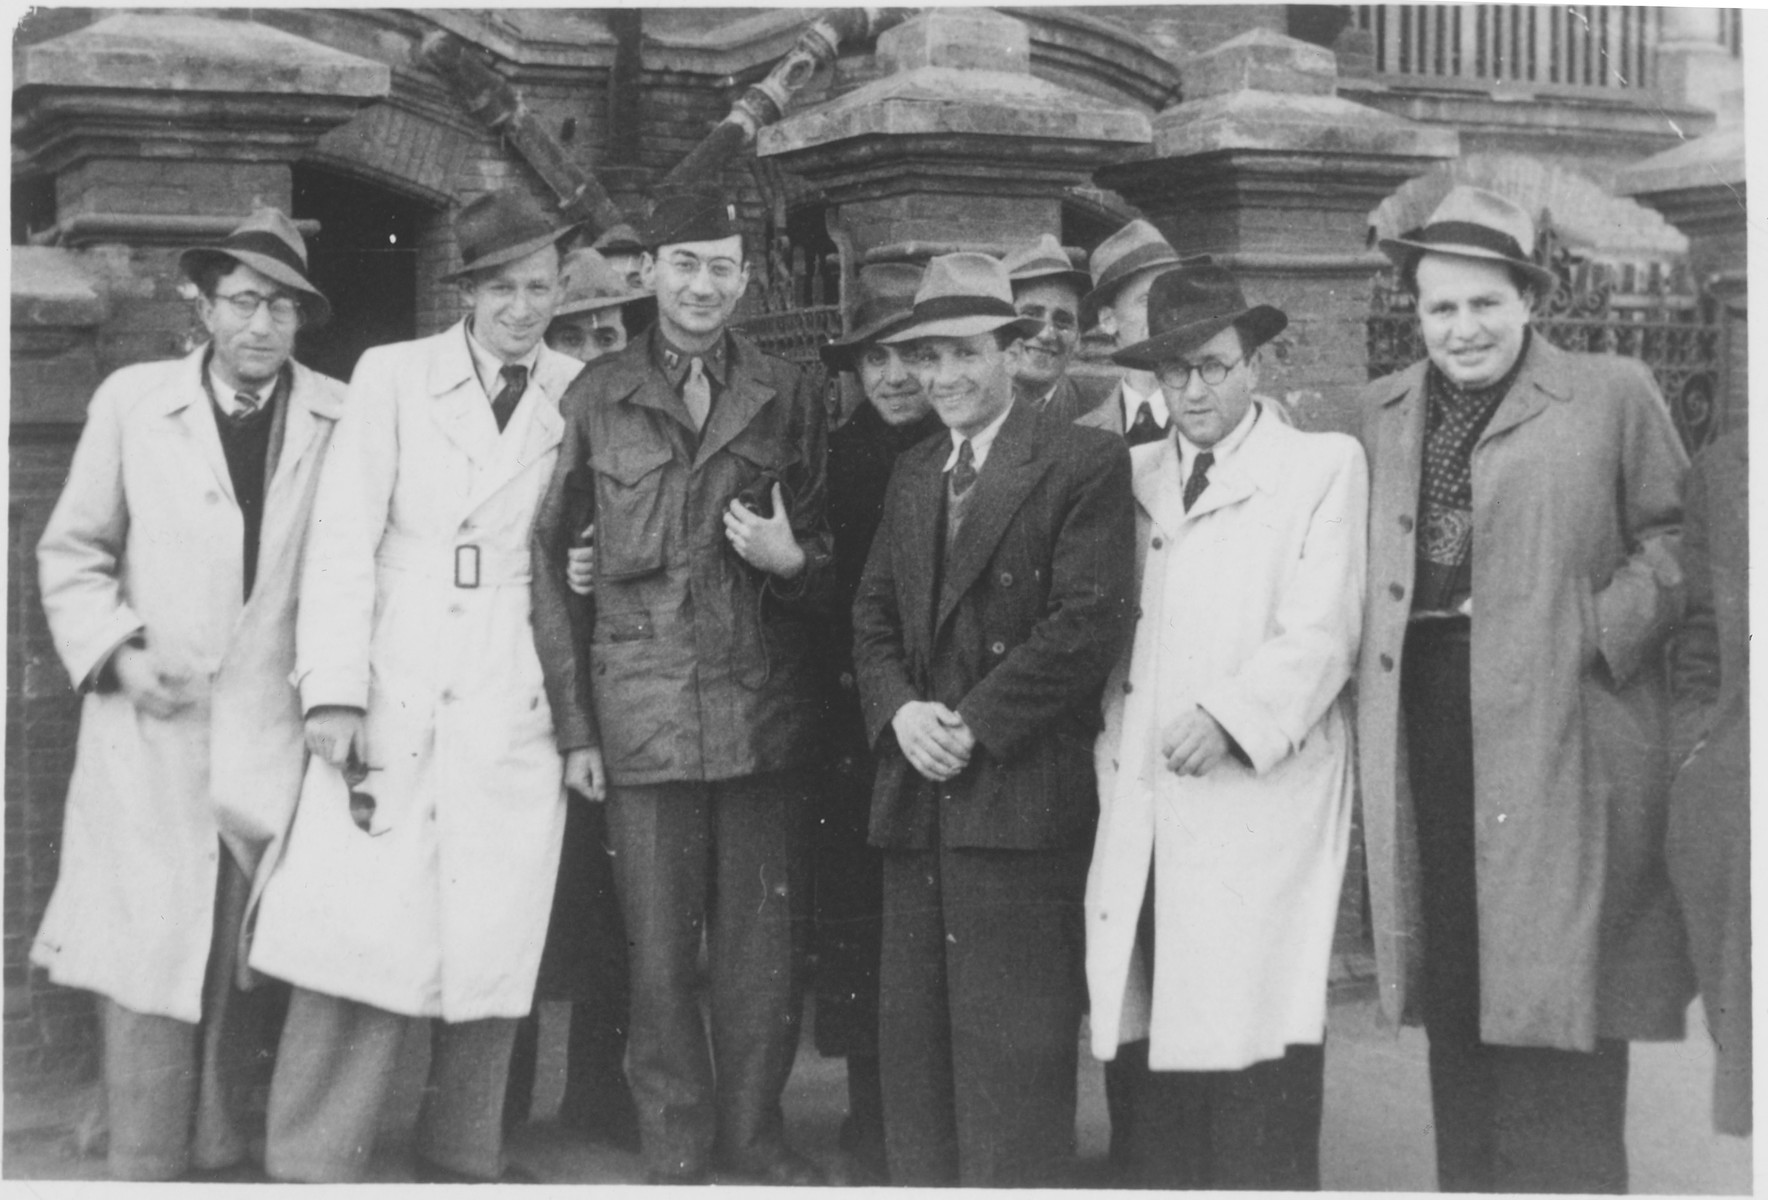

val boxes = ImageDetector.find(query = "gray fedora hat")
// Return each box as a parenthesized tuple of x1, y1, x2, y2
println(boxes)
(179, 206, 332, 327)
(819, 263, 924, 370)
(553, 247, 653, 320)
(1378, 185, 1558, 295)
(1001, 233, 1093, 296)
(1111, 262, 1287, 371)
(879, 253, 1044, 345)
(1080, 219, 1210, 330)
(443, 186, 577, 283)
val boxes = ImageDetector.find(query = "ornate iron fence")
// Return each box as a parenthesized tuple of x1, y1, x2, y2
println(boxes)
(1368, 256, 1723, 452)
(738, 304, 843, 368)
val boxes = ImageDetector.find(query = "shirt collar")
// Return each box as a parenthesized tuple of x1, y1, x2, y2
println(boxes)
(464, 320, 543, 401)
(1120, 377, 1169, 429)
(1176, 400, 1259, 483)
(653, 328, 730, 390)
(942, 400, 1015, 474)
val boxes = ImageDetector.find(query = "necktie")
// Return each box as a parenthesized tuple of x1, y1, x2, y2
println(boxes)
(1183, 450, 1214, 512)
(683, 356, 711, 431)
(228, 391, 264, 425)
(950, 438, 977, 497)
(491, 364, 528, 433)
(1125, 400, 1165, 447)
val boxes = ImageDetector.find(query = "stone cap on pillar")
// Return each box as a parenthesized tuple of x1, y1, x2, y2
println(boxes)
(758, 8, 1149, 178)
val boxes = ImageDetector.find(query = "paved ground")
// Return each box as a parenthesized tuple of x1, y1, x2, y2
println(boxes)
(4, 994, 1750, 1190)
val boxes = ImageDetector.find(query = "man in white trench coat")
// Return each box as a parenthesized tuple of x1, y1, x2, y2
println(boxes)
(1085, 262, 1368, 1189)
(248, 187, 593, 1183)
(33, 208, 344, 1180)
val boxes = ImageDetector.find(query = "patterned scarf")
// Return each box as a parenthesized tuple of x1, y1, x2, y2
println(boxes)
(1414, 330, 1531, 612)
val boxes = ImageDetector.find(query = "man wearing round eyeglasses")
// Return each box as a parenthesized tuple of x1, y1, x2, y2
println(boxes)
(33, 207, 344, 1180)
(1086, 262, 1367, 1190)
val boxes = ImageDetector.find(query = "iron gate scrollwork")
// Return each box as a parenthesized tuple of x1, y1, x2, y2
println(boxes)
(736, 158, 843, 371)
(1367, 220, 1724, 453)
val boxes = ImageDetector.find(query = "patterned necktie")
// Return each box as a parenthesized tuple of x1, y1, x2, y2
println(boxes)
(1183, 450, 1215, 512)
(491, 364, 528, 433)
(683, 356, 711, 431)
(950, 438, 977, 497)
(1125, 399, 1165, 447)
(231, 392, 262, 425)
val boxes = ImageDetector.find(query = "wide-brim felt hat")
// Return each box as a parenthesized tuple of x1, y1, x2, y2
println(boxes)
(1111, 262, 1287, 370)
(820, 262, 925, 369)
(553, 247, 653, 319)
(1378, 185, 1558, 295)
(443, 186, 577, 283)
(591, 222, 646, 258)
(1002, 233, 1093, 297)
(878, 252, 1044, 345)
(179, 206, 331, 327)
(1080, 218, 1211, 329)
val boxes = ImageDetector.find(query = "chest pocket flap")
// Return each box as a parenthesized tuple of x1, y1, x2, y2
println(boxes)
(588, 442, 675, 580)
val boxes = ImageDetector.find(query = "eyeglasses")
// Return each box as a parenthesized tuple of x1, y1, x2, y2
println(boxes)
(1156, 356, 1241, 390)
(212, 290, 303, 328)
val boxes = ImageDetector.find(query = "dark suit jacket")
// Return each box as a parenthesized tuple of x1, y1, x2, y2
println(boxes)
(1036, 371, 1113, 426)
(853, 399, 1135, 852)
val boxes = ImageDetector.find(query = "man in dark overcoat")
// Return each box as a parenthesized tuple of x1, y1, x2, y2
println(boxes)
(852, 252, 1135, 1186)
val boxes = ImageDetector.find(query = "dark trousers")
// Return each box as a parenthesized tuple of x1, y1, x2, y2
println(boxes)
(604, 768, 813, 1178)
(100, 845, 285, 1179)
(1404, 622, 1630, 1193)
(1114, 1041, 1325, 1190)
(505, 798, 633, 1136)
(878, 842, 1087, 1187)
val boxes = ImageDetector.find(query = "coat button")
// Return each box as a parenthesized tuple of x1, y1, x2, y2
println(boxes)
(1134, 607, 1144, 621)
(998, 571, 1014, 587)
(449, 603, 465, 616)
(205, 492, 220, 504)
(1399, 514, 1414, 533)
(1379, 653, 1395, 671)
(1389, 583, 1405, 601)
(1122, 681, 1133, 694)
(1151, 537, 1163, 550)
(440, 688, 456, 703)
(990, 640, 1007, 656)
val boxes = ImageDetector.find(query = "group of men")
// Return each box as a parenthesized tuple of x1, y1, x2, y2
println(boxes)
(32, 176, 1745, 1192)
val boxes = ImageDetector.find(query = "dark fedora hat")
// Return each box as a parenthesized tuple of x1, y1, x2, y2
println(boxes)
(1378, 186, 1558, 295)
(179, 206, 331, 327)
(1111, 262, 1287, 371)
(444, 186, 576, 283)
(644, 187, 741, 252)
(878, 253, 1044, 345)
(819, 263, 924, 370)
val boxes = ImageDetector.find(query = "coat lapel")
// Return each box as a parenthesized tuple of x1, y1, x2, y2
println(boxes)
(894, 437, 946, 654)
(1134, 436, 1185, 541)
(461, 344, 573, 517)
(1371, 363, 1427, 542)
(1480, 336, 1566, 446)
(693, 346, 775, 468)
(1182, 408, 1283, 522)
(160, 349, 237, 506)
(935, 402, 1050, 634)
(427, 322, 500, 468)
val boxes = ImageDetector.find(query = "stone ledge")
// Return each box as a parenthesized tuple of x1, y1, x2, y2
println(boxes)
(11, 249, 107, 329)
(1615, 129, 1746, 199)
(1148, 89, 1459, 160)
(18, 13, 388, 99)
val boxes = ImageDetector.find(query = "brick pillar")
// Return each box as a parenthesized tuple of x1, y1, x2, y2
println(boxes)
(7, 13, 386, 1099)
(1095, 29, 1456, 436)
(14, 12, 388, 376)
(757, 9, 1149, 273)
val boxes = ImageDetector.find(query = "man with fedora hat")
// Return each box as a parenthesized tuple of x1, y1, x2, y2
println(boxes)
(811, 261, 939, 1181)
(1357, 185, 1691, 1192)
(249, 185, 586, 1183)
(1002, 233, 1112, 424)
(530, 185, 832, 1185)
(1077, 219, 1210, 445)
(852, 251, 1134, 1185)
(1084, 261, 1368, 1189)
(33, 207, 344, 1180)
(592, 222, 651, 291)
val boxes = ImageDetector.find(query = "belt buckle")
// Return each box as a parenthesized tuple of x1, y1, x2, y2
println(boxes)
(454, 544, 481, 589)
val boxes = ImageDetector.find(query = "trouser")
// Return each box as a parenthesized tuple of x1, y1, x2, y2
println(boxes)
(878, 842, 1087, 1188)
(1404, 620, 1630, 1193)
(99, 844, 285, 1180)
(1116, 1042, 1326, 1190)
(604, 768, 813, 1177)
(263, 987, 517, 1183)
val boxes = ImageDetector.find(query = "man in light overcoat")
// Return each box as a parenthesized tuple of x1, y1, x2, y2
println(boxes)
(1085, 263, 1367, 1189)
(33, 208, 344, 1180)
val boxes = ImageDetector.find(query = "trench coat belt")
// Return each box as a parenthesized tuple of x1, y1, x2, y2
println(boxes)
(375, 531, 532, 588)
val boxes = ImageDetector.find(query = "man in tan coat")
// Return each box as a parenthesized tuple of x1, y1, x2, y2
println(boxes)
(34, 208, 343, 1180)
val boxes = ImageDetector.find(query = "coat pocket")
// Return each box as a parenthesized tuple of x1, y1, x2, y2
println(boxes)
(589, 443, 673, 581)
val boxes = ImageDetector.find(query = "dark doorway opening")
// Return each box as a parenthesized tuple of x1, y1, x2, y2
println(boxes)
(292, 165, 428, 382)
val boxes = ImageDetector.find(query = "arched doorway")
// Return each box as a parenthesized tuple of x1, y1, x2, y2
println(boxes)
(292, 165, 431, 382)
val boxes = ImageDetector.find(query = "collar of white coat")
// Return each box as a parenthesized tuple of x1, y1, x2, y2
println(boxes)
(464, 319, 544, 402)
(1174, 398, 1257, 489)
(430, 320, 579, 401)
(1131, 399, 1284, 522)
(159, 344, 340, 421)
(941, 398, 1015, 474)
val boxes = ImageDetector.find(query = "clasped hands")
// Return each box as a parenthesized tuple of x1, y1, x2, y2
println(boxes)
(892, 701, 976, 782)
